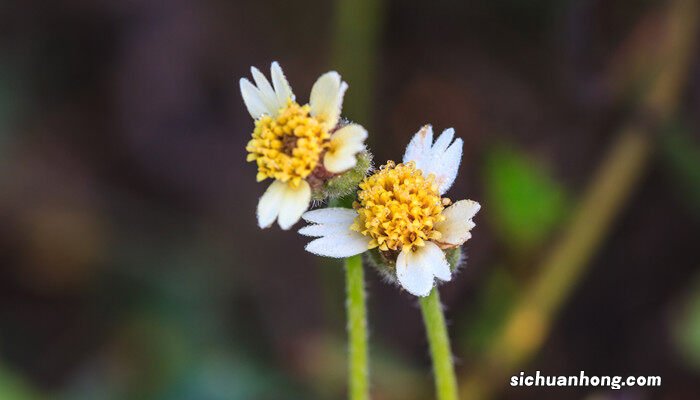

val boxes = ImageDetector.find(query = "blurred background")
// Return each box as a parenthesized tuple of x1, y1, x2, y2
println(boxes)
(1, 0, 700, 399)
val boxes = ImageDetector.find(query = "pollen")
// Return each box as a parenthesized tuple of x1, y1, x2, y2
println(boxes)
(351, 161, 446, 252)
(246, 100, 330, 187)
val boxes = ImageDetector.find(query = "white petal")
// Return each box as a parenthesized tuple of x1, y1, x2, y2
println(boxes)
(302, 208, 358, 224)
(256, 181, 286, 229)
(423, 241, 452, 282)
(300, 207, 369, 257)
(396, 248, 435, 297)
(324, 124, 367, 173)
(436, 138, 462, 194)
(277, 180, 312, 230)
(240, 78, 269, 119)
(329, 124, 368, 148)
(402, 125, 433, 166)
(305, 230, 370, 258)
(402, 126, 463, 194)
(324, 152, 358, 174)
(270, 61, 294, 105)
(309, 71, 347, 129)
(435, 200, 480, 246)
(298, 222, 350, 237)
(432, 128, 454, 154)
(251, 66, 281, 115)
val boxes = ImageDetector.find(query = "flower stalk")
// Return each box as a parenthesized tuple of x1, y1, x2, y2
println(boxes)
(420, 288, 458, 400)
(345, 254, 369, 400)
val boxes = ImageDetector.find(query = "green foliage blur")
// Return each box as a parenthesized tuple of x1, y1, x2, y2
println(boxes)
(1, 1, 699, 400)
(483, 144, 570, 254)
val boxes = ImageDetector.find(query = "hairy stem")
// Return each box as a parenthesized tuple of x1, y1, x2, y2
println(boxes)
(346, 254, 369, 400)
(420, 288, 458, 400)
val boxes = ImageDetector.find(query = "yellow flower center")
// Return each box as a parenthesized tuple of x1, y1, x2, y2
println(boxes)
(246, 100, 330, 187)
(351, 161, 447, 252)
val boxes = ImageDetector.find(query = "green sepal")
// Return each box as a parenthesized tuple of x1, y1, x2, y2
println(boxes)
(311, 151, 372, 201)
(445, 247, 463, 272)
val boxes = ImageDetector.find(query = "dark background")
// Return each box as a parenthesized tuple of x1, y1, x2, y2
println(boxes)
(1, 0, 699, 399)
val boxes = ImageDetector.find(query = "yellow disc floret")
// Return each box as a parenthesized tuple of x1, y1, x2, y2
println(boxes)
(246, 100, 330, 187)
(351, 161, 446, 252)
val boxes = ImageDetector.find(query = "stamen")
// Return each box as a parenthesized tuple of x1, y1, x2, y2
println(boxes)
(246, 100, 330, 186)
(351, 161, 446, 252)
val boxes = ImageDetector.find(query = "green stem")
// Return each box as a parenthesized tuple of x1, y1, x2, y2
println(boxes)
(345, 254, 369, 400)
(460, 2, 699, 399)
(420, 288, 458, 400)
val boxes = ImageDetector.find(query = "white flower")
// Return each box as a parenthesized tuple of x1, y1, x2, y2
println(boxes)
(242, 62, 368, 230)
(299, 125, 480, 296)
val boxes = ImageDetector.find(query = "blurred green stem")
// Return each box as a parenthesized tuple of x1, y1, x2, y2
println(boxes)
(420, 288, 458, 400)
(330, 0, 382, 394)
(346, 254, 369, 400)
(460, 0, 699, 398)
(332, 0, 383, 126)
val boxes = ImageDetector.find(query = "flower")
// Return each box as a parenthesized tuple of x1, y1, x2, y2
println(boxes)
(241, 62, 368, 230)
(299, 125, 480, 296)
